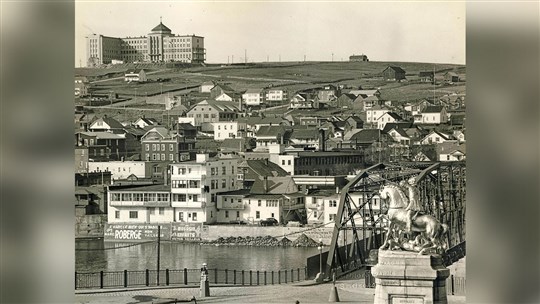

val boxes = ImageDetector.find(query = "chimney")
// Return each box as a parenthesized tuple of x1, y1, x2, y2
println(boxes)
(263, 176, 268, 193)
(319, 129, 326, 152)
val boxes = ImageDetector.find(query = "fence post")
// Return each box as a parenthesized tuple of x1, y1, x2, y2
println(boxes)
(75, 272, 77, 290)
(297, 268, 300, 281)
(264, 271, 267, 285)
(100, 271, 104, 289)
(305, 267, 307, 280)
(225, 269, 228, 284)
(166, 269, 169, 286)
(291, 269, 294, 282)
(145, 269, 149, 286)
(241, 270, 245, 285)
(278, 270, 281, 284)
(233, 270, 236, 285)
(271, 271, 274, 285)
(451, 274, 455, 295)
(124, 270, 128, 287)
(215, 269, 218, 284)
(249, 270, 252, 286)
(257, 271, 260, 285)
(285, 269, 288, 283)
(183, 268, 188, 285)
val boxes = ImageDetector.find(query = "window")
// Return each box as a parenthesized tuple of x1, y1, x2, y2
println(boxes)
(129, 211, 138, 219)
(329, 214, 336, 221)
(192, 195, 198, 201)
(256, 211, 260, 219)
(288, 160, 291, 166)
(152, 144, 156, 151)
(153, 154, 157, 160)
(222, 179, 226, 188)
(271, 213, 274, 218)
(225, 211, 229, 218)
(159, 207, 164, 215)
(236, 211, 240, 218)
(161, 154, 165, 160)
(282, 160, 285, 165)
(161, 144, 165, 151)
(146, 154, 150, 161)
(115, 211, 120, 219)
(112, 193, 121, 201)
(222, 166, 226, 175)
(145, 144, 149, 151)
(179, 212, 184, 221)
(258, 200, 262, 207)
(169, 154, 174, 161)
(149, 207, 155, 215)
(192, 212, 197, 221)
(169, 144, 174, 151)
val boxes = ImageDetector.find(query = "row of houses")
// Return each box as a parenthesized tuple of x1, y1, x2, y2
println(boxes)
(106, 154, 384, 226)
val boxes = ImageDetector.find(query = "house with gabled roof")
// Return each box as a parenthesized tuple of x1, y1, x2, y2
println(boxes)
(134, 117, 159, 129)
(386, 127, 411, 145)
(124, 69, 147, 83)
(186, 100, 240, 128)
(366, 104, 391, 125)
(200, 81, 217, 93)
(444, 72, 460, 83)
(420, 130, 455, 145)
(376, 112, 403, 130)
(414, 105, 448, 124)
(382, 66, 406, 81)
(436, 142, 466, 161)
(289, 128, 323, 150)
(289, 92, 315, 109)
(254, 126, 291, 152)
(89, 116, 124, 133)
(215, 92, 242, 103)
(419, 71, 435, 83)
(210, 83, 238, 99)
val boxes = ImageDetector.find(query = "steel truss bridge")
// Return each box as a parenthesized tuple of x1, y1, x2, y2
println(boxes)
(323, 161, 466, 279)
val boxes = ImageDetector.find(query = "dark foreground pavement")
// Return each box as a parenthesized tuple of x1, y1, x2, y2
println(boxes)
(75, 280, 465, 304)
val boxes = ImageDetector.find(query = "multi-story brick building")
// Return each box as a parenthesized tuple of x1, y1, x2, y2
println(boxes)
(86, 20, 205, 66)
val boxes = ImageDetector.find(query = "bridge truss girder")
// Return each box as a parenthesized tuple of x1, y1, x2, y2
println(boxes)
(324, 161, 466, 279)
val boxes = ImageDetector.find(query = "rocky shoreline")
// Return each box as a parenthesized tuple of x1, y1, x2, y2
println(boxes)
(201, 233, 320, 247)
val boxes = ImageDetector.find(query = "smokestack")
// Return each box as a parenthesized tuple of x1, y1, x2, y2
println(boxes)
(263, 176, 268, 193)
(319, 129, 326, 152)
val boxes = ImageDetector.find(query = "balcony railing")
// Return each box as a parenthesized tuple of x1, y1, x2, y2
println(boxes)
(110, 200, 170, 207)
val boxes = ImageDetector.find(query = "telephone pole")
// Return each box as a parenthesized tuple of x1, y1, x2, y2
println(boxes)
(157, 225, 161, 285)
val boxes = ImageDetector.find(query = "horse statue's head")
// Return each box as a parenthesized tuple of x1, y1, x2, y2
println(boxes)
(379, 183, 408, 209)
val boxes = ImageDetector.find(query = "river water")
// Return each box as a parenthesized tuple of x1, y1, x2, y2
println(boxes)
(76, 239, 320, 273)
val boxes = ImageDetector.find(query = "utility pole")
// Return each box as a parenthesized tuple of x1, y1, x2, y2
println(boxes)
(157, 225, 161, 285)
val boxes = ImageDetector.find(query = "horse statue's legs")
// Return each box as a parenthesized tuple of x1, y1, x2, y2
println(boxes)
(380, 222, 394, 250)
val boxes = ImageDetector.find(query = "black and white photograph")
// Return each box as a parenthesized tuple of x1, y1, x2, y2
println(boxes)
(72, 1, 466, 303)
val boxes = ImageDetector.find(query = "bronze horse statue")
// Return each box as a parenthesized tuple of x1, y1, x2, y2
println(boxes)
(379, 183, 448, 255)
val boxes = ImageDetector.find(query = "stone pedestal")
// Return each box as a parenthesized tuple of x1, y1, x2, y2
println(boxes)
(371, 250, 450, 304)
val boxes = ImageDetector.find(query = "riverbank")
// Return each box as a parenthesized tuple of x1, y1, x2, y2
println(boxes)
(200, 234, 320, 247)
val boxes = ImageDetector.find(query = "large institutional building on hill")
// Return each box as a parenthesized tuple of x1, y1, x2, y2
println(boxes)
(86, 20, 205, 66)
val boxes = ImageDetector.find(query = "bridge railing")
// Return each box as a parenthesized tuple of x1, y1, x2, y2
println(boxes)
(75, 267, 308, 290)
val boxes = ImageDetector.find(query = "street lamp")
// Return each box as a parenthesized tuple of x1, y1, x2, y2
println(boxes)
(318, 238, 324, 277)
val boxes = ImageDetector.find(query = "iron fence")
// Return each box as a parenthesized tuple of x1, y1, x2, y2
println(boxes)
(75, 267, 308, 290)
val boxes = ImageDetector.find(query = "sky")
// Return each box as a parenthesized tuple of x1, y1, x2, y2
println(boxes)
(75, 1, 465, 67)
